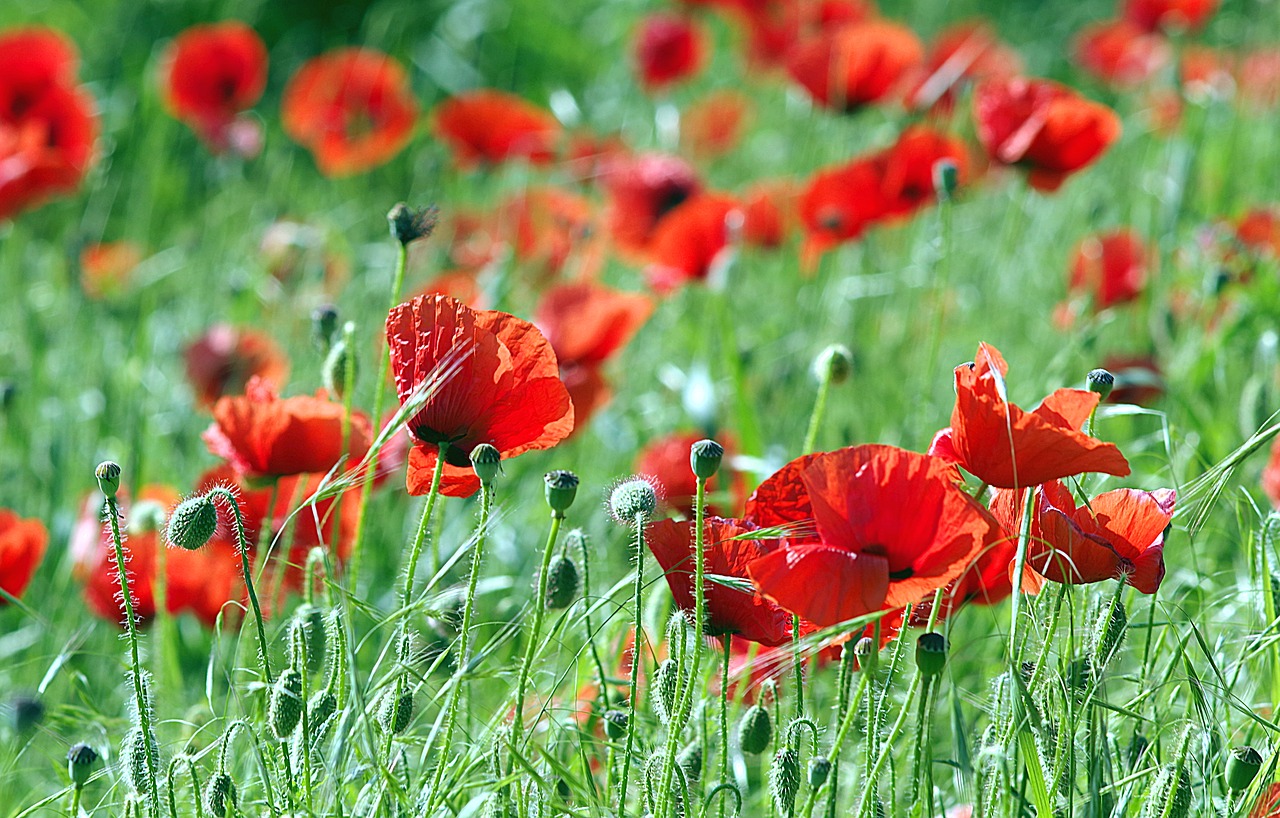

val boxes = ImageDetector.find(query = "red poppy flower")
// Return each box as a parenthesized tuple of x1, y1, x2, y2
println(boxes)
(1253, 781, 1280, 817)
(1263, 437, 1280, 510)
(1122, 0, 1218, 33)
(681, 90, 752, 159)
(786, 20, 923, 113)
(80, 241, 143, 300)
(634, 431, 742, 517)
(0, 509, 46, 603)
(1073, 20, 1169, 89)
(930, 342, 1131, 489)
(498, 186, 594, 277)
(746, 445, 1001, 628)
(739, 180, 795, 248)
(732, 0, 875, 69)
(634, 13, 707, 91)
(185, 325, 290, 409)
(415, 270, 486, 309)
(432, 89, 560, 169)
(798, 157, 888, 261)
(0, 27, 77, 118)
(161, 21, 267, 151)
(643, 193, 741, 293)
(647, 516, 794, 646)
(878, 125, 969, 218)
(282, 48, 417, 177)
(535, 282, 653, 428)
(603, 152, 703, 257)
(973, 77, 1121, 192)
(905, 22, 1022, 114)
(1234, 206, 1280, 258)
(1067, 229, 1152, 310)
(203, 376, 373, 482)
(387, 294, 574, 498)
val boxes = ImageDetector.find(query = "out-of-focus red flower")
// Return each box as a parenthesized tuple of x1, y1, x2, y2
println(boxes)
(1073, 19, 1169, 88)
(498, 186, 594, 278)
(878, 125, 969, 218)
(905, 22, 1022, 114)
(740, 180, 795, 248)
(160, 22, 267, 153)
(1122, 0, 1218, 33)
(387, 295, 574, 498)
(1234, 206, 1280, 258)
(1180, 46, 1235, 102)
(681, 90, 752, 159)
(432, 89, 560, 169)
(0, 27, 97, 221)
(643, 193, 741, 292)
(733, 0, 876, 69)
(603, 152, 703, 256)
(185, 325, 290, 408)
(1239, 49, 1280, 108)
(282, 48, 417, 177)
(930, 342, 1131, 489)
(746, 445, 1001, 628)
(1103, 354, 1164, 406)
(203, 376, 373, 482)
(0, 509, 46, 603)
(1067, 229, 1152, 310)
(786, 20, 923, 112)
(634, 13, 707, 91)
(635, 431, 742, 517)
(974, 77, 1121, 192)
(647, 516, 794, 646)
(80, 241, 143, 299)
(1263, 437, 1280, 510)
(535, 282, 652, 428)
(1250, 782, 1280, 818)
(414, 270, 486, 309)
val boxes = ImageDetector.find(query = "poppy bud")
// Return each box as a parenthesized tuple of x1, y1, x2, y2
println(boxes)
(121, 727, 158, 795)
(311, 304, 339, 351)
(290, 603, 328, 675)
(9, 694, 43, 731)
(933, 159, 959, 201)
(689, 439, 724, 480)
(1087, 368, 1115, 401)
(67, 743, 99, 788)
(1141, 763, 1190, 818)
(376, 687, 414, 735)
(0, 381, 14, 412)
(322, 333, 356, 398)
(387, 203, 439, 246)
(807, 755, 832, 788)
(654, 659, 680, 725)
(603, 709, 629, 740)
(1091, 598, 1127, 667)
(203, 771, 236, 818)
(677, 743, 702, 784)
(269, 668, 305, 739)
(95, 461, 122, 499)
(853, 636, 878, 673)
(544, 555, 580, 610)
(470, 444, 502, 486)
(769, 747, 801, 817)
(544, 470, 579, 516)
(167, 494, 218, 551)
(738, 704, 772, 755)
(916, 632, 948, 679)
(1066, 656, 1094, 698)
(1226, 746, 1263, 792)
(307, 689, 337, 738)
(609, 478, 659, 524)
(813, 344, 853, 385)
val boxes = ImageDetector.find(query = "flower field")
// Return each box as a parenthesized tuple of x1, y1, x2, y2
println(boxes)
(5, 0, 1280, 816)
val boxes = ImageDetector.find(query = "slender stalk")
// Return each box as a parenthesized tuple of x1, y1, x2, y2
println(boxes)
(576, 530, 612, 708)
(617, 514, 648, 815)
(208, 487, 273, 684)
(718, 635, 733, 818)
(512, 512, 564, 748)
(1007, 487, 1038, 671)
(401, 443, 447, 613)
(802, 361, 834, 455)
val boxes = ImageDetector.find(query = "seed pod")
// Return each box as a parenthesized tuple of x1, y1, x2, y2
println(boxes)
(166, 495, 218, 551)
(544, 470, 579, 516)
(544, 555, 580, 610)
(654, 659, 680, 725)
(689, 439, 724, 480)
(290, 603, 328, 675)
(738, 705, 772, 755)
(203, 772, 236, 818)
(1087, 368, 1115, 401)
(807, 755, 832, 789)
(67, 743, 99, 788)
(269, 668, 304, 739)
(769, 747, 801, 817)
(853, 636, 877, 673)
(120, 727, 158, 795)
(471, 444, 502, 485)
(676, 743, 702, 784)
(1140, 763, 1191, 818)
(1092, 598, 1128, 667)
(95, 461, 122, 499)
(603, 709, 629, 740)
(916, 632, 948, 679)
(1226, 746, 1263, 792)
(376, 686, 414, 735)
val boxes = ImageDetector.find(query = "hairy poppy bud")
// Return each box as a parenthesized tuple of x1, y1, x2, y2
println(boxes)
(544, 555, 580, 610)
(1087, 368, 1115, 401)
(167, 494, 218, 551)
(544, 470, 579, 516)
(1091, 598, 1127, 667)
(203, 772, 236, 818)
(739, 704, 772, 755)
(808, 755, 832, 789)
(603, 709, 629, 740)
(769, 747, 801, 817)
(690, 439, 724, 480)
(387, 203, 439, 246)
(95, 461, 122, 499)
(307, 689, 337, 738)
(269, 668, 304, 739)
(1226, 746, 1263, 792)
(376, 687, 414, 735)
(933, 158, 959, 201)
(290, 604, 328, 675)
(471, 444, 502, 485)
(653, 659, 680, 725)
(311, 304, 339, 351)
(813, 344, 853, 385)
(854, 636, 878, 673)
(322, 333, 356, 398)
(916, 632, 948, 679)
(677, 743, 702, 784)
(121, 727, 158, 795)
(1141, 763, 1190, 818)
(67, 743, 98, 788)
(610, 478, 658, 524)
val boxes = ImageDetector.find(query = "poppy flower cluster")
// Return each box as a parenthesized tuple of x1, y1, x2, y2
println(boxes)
(0, 27, 97, 221)
(160, 21, 267, 155)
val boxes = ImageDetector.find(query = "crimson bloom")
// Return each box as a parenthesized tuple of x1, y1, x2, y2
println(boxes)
(786, 20, 924, 112)
(973, 77, 1121, 192)
(203, 376, 373, 482)
(930, 342, 1131, 489)
(432, 89, 560, 169)
(878, 125, 970, 218)
(681, 90, 752, 159)
(634, 13, 707, 91)
(282, 48, 418, 176)
(1067, 229, 1152, 310)
(498, 186, 595, 278)
(602, 152, 703, 257)
(747, 445, 1001, 628)
(387, 294, 574, 498)
(1123, 0, 1218, 33)
(0, 509, 46, 603)
(1252, 782, 1280, 818)
(185, 324, 290, 408)
(643, 193, 741, 292)
(1073, 19, 1169, 89)
(161, 21, 267, 152)
(905, 22, 1022, 113)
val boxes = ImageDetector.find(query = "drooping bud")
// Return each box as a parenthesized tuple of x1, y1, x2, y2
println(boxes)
(203, 772, 236, 818)
(653, 659, 680, 725)
(1087, 369, 1115, 402)
(166, 494, 218, 551)
(269, 668, 305, 739)
(603, 709, 629, 740)
(322, 331, 357, 398)
(933, 158, 959, 201)
(290, 603, 328, 675)
(807, 755, 832, 789)
(1226, 746, 1263, 792)
(544, 555, 580, 610)
(376, 686, 414, 735)
(121, 727, 158, 795)
(916, 632, 948, 679)
(470, 444, 502, 486)
(67, 743, 99, 788)
(738, 704, 773, 755)
(813, 344, 853, 385)
(544, 470, 579, 516)
(689, 439, 724, 480)
(854, 636, 878, 673)
(387, 203, 439, 246)
(609, 478, 658, 525)
(311, 304, 339, 351)
(1140, 763, 1191, 818)
(1091, 598, 1127, 667)
(769, 747, 801, 817)
(677, 743, 702, 784)
(95, 461, 122, 499)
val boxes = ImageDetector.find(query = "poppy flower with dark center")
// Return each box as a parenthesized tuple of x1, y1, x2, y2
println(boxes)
(603, 152, 703, 256)
(681, 89, 752, 159)
(634, 13, 707, 91)
(930, 342, 1131, 489)
(878, 125, 970, 217)
(1073, 19, 1169, 89)
(432, 89, 560, 169)
(161, 21, 267, 151)
(905, 21, 1022, 114)
(1122, 0, 1218, 33)
(0, 508, 46, 604)
(747, 445, 1001, 628)
(1067, 229, 1152, 310)
(798, 157, 888, 262)
(739, 179, 795, 248)
(974, 77, 1120, 192)
(647, 516, 794, 646)
(0, 27, 77, 121)
(184, 324, 290, 408)
(643, 192, 741, 292)
(386, 294, 574, 498)
(785, 20, 924, 113)
(282, 48, 418, 177)
(203, 376, 373, 482)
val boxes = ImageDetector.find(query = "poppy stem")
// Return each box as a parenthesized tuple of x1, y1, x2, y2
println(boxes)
(510, 509, 564, 751)
(717, 635, 732, 818)
(206, 487, 273, 686)
(401, 443, 447, 614)
(802, 357, 834, 454)
(575, 529, 611, 712)
(617, 513, 649, 815)
(823, 647, 867, 818)
(1007, 487, 1038, 671)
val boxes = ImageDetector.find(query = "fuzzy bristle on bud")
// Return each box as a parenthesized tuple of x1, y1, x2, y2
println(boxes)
(67, 743, 98, 788)
(376, 687, 414, 735)
(1141, 762, 1191, 818)
(609, 478, 658, 525)
(769, 747, 801, 817)
(813, 344, 853, 385)
(269, 668, 305, 739)
(916, 632, 948, 679)
(689, 439, 724, 480)
(471, 444, 502, 485)
(653, 659, 680, 725)
(1226, 746, 1264, 792)
(166, 494, 218, 551)
(808, 755, 832, 789)
(738, 704, 773, 755)
(544, 470, 579, 516)
(1087, 368, 1115, 401)
(387, 203, 439, 246)
(1091, 597, 1128, 667)
(120, 727, 158, 795)
(677, 743, 703, 784)
(95, 461, 122, 499)
(290, 604, 328, 675)
(203, 772, 236, 818)
(322, 332, 357, 398)
(544, 555, 580, 610)
(307, 689, 338, 739)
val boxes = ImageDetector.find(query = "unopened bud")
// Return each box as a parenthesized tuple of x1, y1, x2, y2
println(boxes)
(544, 555, 580, 610)
(610, 478, 658, 525)
(166, 494, 218, 551)
(121, 727, 158, 795)
(311, 305, 339, 350)
(690, 439, 724, 480)
(1091, 598, 1127, 667)
(603, 709, 629, 740)
(387, 203, 439, 246)
(322, 333, 356, 398)
(854, 636, 878, 673)
(813, 344, 853, 385)
(291, 603, 328, 675)
(808, 755, 832, 788)
(769, 747, 801, 817)
(933, 159, 959, 201)
(1141, 763, 1190, 818)
(67, 743, 99, 788)
(470, 444, 502, 485)
(738, 705, 772, 755)
(269, 669, 304, 739)
(677, 743, 702, 784)
(95, 461, 122, 499)
(203, 772, 236, 818)
(916, 632, 948, 679)
(654, 659, 680, 725)
(544, 470, 579, 516)
(376, 686, 414, 735)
